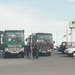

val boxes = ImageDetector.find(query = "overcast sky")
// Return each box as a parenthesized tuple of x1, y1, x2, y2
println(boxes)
(0, 0, 75, 45)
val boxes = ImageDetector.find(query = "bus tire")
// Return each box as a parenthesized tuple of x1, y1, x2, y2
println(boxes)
(4, 53, 7, 58)
(48, 53, 51, 56)
(21, 53, 24, 58)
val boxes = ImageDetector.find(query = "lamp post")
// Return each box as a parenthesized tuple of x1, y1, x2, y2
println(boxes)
(64, 20, 70, 42)
(66, 23, 68, 42)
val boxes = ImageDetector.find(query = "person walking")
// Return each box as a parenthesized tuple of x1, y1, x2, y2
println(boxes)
(35, 43, 40, 58)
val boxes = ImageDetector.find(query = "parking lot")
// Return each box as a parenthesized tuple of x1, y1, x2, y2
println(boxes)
(0, 50, 75, 75)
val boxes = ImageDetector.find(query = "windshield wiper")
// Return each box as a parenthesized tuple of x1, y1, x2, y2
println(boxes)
(10, 37, 21, 42)
(15, 38, 21, 42)
(43, 38, 50, 44)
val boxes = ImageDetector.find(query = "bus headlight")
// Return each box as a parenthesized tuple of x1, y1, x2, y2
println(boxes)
(48, 49, 50, 51)
(21, 48, 24, 51)
(50, 50, 52, 52)
(7, 49, 8, 50)
(5, 48, 8, 52)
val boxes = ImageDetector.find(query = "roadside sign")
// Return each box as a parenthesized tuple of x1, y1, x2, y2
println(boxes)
(69, 21, 75, 29)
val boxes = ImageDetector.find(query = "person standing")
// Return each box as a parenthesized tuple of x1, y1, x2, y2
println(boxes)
(32, 44, 35, 58)
(35, 43, 40, 58)
(30, 44, 33, 59)
(26, 44, 29, 58)
(28, 43, 33, 59)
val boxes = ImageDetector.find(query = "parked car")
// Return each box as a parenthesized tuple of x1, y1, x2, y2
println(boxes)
(57, 45, 61, 51)
(64, 46, 75, 57)
(59, 42, 75, 53)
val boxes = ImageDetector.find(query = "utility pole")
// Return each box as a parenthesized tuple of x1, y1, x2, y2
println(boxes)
(64, 20, 69, 42)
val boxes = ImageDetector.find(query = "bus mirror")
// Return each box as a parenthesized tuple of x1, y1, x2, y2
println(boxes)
(53, 41, 55, 43)
(26, 38, 27, 41)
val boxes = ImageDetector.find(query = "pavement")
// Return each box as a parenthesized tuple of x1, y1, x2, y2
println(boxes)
(0, 50, 75, 75)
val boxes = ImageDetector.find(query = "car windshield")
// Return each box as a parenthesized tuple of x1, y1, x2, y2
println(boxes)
(5, 33, 24, 42)
(37, 34, 52, 43)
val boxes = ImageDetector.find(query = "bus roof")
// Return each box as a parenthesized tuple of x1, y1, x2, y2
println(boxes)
(5, 30, 24, 32)
(0, 31, 4, 34)
(33, 33, 52, 35)
(62, 42, 75, 43)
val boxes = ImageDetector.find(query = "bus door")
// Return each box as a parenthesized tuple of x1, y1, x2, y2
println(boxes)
(0, 33, 4, 53)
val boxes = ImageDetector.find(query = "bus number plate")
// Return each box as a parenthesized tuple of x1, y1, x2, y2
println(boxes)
(42, 51, 46, 53)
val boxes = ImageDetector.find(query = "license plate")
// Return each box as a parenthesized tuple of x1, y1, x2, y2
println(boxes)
(13, 49, 16, 52)
(42, 51, 46, 53)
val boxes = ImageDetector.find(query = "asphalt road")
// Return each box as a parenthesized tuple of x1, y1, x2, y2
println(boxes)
(0, 50, 75, 75)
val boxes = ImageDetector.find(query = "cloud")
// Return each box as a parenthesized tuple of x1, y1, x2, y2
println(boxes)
(0, 3, 68, 44)
(0, 5, 67, 36)
(1, 0, 75, 45)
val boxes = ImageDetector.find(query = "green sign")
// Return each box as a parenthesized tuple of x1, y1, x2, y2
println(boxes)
(72, 21, 75, 24)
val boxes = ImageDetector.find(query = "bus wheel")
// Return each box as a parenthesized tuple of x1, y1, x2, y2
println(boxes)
(48, 53, 51, 56)
(4, 53, 7, 58)
(21, 53, 24, 58)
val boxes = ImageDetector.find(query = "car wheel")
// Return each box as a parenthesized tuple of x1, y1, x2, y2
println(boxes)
(73, 52, 75, 57)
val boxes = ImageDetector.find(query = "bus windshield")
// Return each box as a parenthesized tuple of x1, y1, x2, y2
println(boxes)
(37, 34, 52, 43)
(5, 33, 24, 42)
